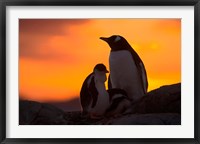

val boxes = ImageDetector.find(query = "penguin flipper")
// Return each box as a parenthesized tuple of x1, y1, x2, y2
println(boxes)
(80, 73, 94, 112)
(108, 75, 112, 89)
(88, 77, 98, 108)
(139, 62, 148, 94)
(128, 47, 148, 94)
(80, 83, 92, 113)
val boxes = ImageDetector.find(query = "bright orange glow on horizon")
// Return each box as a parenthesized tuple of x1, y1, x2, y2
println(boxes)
(19, 19, 181, 102)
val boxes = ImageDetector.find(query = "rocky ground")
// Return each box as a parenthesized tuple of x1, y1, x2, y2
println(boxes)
(19, 83, 181, 125)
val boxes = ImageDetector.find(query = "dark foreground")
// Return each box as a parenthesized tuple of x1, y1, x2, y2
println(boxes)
(19, 83, 181, 125)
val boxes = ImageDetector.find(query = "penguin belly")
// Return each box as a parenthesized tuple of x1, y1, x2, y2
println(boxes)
(90, 82, 110, 118)
(109, 50, 144, 101)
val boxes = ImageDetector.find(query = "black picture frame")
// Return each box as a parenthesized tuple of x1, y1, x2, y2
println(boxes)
(0, 0, 199, 143)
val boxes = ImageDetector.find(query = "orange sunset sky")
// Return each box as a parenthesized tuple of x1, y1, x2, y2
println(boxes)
(19, 19, 181, 102)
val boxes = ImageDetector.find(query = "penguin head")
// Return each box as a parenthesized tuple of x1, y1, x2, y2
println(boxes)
(100, 35, 130, 51)
(93, 64, 109, 83)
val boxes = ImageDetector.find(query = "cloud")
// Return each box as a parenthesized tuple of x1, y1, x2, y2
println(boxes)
(19, 19, 90, 36)
(19, 19, 90, 61)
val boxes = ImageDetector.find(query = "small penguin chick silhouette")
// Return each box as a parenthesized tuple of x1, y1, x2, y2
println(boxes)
(100, 35, 148, 101)
(105, 88, 131, 117)
(80, 63, 110, 118)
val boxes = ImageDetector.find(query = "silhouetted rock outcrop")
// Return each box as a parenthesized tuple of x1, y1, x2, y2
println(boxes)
(129, 83, 181, 114)
(19, 83, 181, 125)
(48, 98, 81, 112)
(19, 101, 68, 125)
(97, 113, 180, 125)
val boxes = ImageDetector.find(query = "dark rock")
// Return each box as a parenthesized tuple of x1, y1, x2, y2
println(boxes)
(64, 111, 103, 125)
(48, 98, 81, 112)
(99, 113, 181, 125)
(19, 101, 42, 125)
(19, 100, 68, 125)
(130, 83, 181, 114)
(19, 83, 181, 125)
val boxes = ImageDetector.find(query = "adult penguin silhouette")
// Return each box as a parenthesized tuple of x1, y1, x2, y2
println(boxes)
(100, 35, 148, 101)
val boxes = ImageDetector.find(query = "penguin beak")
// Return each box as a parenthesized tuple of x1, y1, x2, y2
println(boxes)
(105, 69, 109, 73)
(100, 37, 109, 43)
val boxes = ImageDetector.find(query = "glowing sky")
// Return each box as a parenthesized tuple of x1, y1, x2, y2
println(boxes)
(19, 19, 181, 102)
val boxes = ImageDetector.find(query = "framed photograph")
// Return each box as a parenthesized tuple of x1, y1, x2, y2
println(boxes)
(0, 0, 199, 143)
